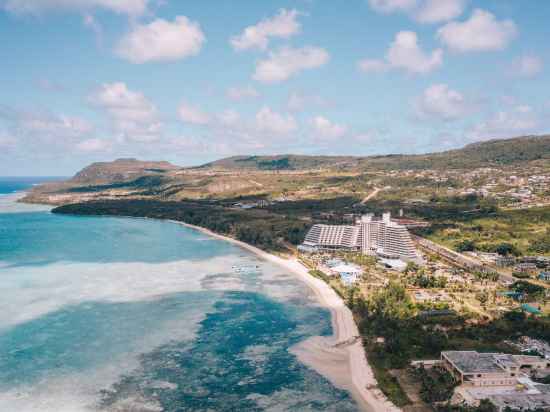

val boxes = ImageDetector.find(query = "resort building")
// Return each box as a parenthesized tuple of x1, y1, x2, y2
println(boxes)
(441, 351, 549, 387)
(441, 351, 550, 411)
(301, 212, 419, 262)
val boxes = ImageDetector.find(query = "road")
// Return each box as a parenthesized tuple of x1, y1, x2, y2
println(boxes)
(413, 235, 516, 284)
(361, 187, 385, 204)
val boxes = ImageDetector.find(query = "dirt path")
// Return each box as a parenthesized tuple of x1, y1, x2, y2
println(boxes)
(361, 187, 384, 204)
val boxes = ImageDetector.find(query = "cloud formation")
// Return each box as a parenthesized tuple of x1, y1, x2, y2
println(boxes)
(368, 0, 417, 14)
(226, 86, 260, 101)
(116, 16, 205, 63)
(414, 0, 466, 23)
(415, 84, 469, 121)
(287, 92, 328, 112)
(255, 107, 297, 134)
(310, 116, 348, 139)
(511, 55, 543, 78)
(470, 105, 539, 141)
(178, 102, 211, 125)
(76, 138, 112, 152)
(3, 0, 149, 15)
(359, 31, 443, 75)
(369, 0, 465, 23)
(90, 82, 161, 142)
(254, 46, 329, 83)
(230, 9, 301, 51)
(437, 9, 518, 52)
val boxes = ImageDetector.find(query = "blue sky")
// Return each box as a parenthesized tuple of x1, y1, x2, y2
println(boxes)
(0, 0, 549, 175)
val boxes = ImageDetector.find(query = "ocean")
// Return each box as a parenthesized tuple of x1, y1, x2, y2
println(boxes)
(0, 179, 359, 411)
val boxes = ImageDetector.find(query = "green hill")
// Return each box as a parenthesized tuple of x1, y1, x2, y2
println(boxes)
(198, 154, 360, 171)
(198, 135, 550, 171)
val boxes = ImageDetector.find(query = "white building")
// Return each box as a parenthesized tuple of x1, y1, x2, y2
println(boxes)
(302, 212, 419, 262)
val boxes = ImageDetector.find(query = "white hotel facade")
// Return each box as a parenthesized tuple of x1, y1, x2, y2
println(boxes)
(301, 212, 419, 262)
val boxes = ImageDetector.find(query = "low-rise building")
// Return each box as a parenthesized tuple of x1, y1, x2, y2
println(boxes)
(330, 263, 363, 286)
(442, 351, 550, 411)
(495, 255, 516, 268)
(442, 351, 549, 387)
(514, 263, 538, 273)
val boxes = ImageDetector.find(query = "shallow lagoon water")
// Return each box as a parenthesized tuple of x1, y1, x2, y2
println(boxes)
(0, 186, 359, 411)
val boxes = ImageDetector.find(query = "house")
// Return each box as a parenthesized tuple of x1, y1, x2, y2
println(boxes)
(495, 255, 516, 268)
(514, 263, 538, 273)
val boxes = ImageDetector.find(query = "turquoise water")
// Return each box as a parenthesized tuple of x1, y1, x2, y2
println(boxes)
(0, 177, 63, 195)
(0, 184, 359, 411)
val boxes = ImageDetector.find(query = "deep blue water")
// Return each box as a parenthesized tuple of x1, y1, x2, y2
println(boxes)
(0, 180, 359, 411)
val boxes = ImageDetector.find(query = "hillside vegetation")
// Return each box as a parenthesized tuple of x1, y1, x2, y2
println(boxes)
(198, 135, 550, 171)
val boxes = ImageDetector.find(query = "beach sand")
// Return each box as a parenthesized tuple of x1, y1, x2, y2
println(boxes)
(172, 221, 401, 412)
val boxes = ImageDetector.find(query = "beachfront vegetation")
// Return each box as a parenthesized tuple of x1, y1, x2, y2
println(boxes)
(53, 200, 310, 253)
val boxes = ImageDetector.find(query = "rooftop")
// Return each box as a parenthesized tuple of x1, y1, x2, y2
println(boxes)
(442, 351, 505, 374)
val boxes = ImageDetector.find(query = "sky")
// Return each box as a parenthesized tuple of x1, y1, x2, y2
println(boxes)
(0, 0, 549, 175)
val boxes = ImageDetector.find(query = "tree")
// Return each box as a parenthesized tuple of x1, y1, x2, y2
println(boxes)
(476, 291, 489, 306)
(494, 243, 520, 256)
(456, 240, 476, 252)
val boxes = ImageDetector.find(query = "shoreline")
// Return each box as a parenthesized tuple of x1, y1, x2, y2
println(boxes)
(170, 220, 400, 412)
(11, 189, 398, 412)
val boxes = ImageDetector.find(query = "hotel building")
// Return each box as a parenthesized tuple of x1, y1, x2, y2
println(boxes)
(301, 212, 419, 261)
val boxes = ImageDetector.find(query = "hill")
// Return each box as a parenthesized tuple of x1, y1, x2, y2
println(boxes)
(72, 158, 179, 184)
(22, 134, 550, 206)
(198, 135, 550, 171)
(198, 155, 359, 171)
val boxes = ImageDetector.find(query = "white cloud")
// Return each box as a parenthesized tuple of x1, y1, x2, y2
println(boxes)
(287, 92, 308, 112)
(368, 0, 417, 14)
(387, 31, 443, 74)
(437, 9, 518, 52)
(360, 31, 442, 75)
(414, 0, 466, 23)
(0, 106, 98, 156)
(4, 0, 148, 16)
(255, 107, 297, 134)
(287, 92, 328, 112)
(217, 109, 241, 126)
(516, 105, 533, 114)
(22, 114, 93, 137)
(470, 105, 539, 140)
(116, 16, 205, 64)
(91, 82, 161, 142)
(369, 0, 465, 23)
(511, 55, 543, 78)
(226, 85, 260, 101)
(76, 138, 111, 152)
(178, 102, 211, 125)
(253, 46, 329, 83)
(230, 9, 301, 51)
(310, 116, 348, 139)
(415, 84, 469, 121)
(0, 134, 17, 149)
(357, 59, 388, 73)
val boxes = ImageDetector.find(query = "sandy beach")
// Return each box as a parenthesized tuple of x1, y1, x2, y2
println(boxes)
(171, 220, 400, 412)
